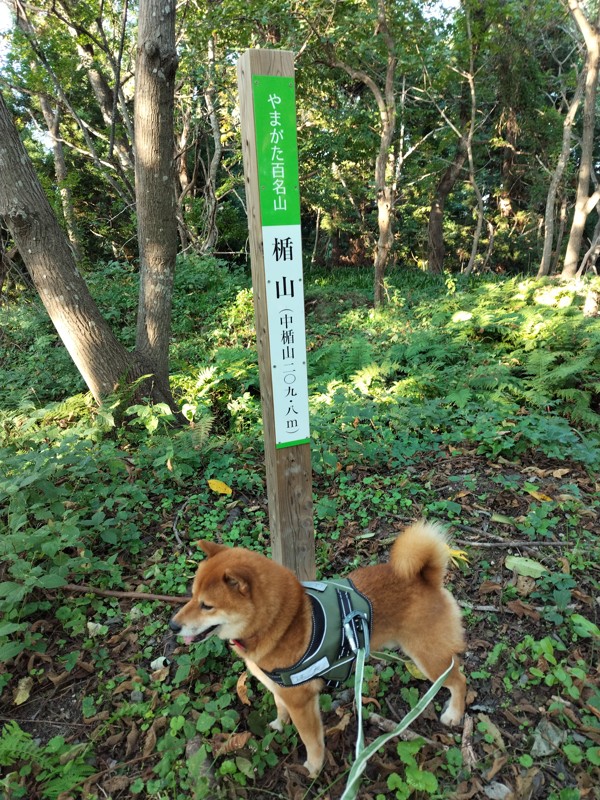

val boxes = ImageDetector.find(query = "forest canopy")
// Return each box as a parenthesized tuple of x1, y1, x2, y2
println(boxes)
(1, 0, 599, 284)
(1, 3, 600, 799)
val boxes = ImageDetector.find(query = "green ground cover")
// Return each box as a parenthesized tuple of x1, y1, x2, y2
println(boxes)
(1, 261, 599, 799)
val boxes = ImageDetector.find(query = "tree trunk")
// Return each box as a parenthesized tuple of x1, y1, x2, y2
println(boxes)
(462, 26, 484, 278)
(0, 91, 149, 403)
(537, 68, 585, 277)
(39, 95, 83, 261)
(201, 33, 223, 253)
(134, 0, 179, 394)
(562, 0, 600, 278)
(427, 135, 468, 273)
(332, 0, 397, 308)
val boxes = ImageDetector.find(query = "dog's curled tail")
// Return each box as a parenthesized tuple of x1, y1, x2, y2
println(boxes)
(389, 520, 450, 587)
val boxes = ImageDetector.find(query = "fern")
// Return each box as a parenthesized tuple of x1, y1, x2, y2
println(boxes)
(0, 720, 39, 767)
(0, 723, 95, 799)
(310, 341, 343, 382)
(344, 337, 374, 376)
(523, 350, 562, 380)
(190, 411, 216, 449)
(555, 388, 600, 426)
(544, 354, 596, 388)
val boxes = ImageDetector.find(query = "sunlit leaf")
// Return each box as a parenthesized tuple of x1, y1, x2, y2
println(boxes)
(207, 479, 233, 495)
(448, 547, 470, 566)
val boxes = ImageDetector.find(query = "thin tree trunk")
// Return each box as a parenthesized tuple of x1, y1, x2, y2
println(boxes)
(39, 95, 83, 261)
(462, 21, 484, 278)
(427, 135, 468, 273)
(552, 196, 568, 273)
(134, 0, 179, 395)
(201, 33, 223, 253)
(537, 69, 585, 277)
(562, 0, 600, 278)
(332, 0, 397, 307)
(576, 214, 600, 277)
(9, 0, 134, 204)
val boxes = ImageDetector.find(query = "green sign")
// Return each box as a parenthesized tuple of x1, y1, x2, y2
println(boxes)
(252, 75, 301, 227)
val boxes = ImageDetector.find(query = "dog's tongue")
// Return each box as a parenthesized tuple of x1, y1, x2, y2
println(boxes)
(183, 635, 195, 645)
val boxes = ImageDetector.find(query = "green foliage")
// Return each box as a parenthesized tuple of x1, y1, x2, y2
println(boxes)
(0, 721, 95, 799)
(1, 263, 599, 798)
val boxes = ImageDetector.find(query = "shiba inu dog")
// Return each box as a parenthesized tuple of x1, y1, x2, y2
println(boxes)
(169, 519, 466, 777)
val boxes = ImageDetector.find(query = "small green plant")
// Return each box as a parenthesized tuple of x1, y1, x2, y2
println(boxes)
(382, 739, 438, 799)
(0, 721, 95, 799)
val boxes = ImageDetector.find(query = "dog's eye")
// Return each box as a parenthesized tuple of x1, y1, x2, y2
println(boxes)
(200, 602, 213, 611)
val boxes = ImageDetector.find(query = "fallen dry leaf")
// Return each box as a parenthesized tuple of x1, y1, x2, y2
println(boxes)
(478, 581, 502, 596)
(143, 716, 167, 757)
(213, 730, 252, 757)
(525, 488, 553, 502)
(506, 599, 541, 621)
(150, 665, 170, 682)
(361, 695, 381, 709)
(125, 722, 139, 758)
(237, 671, 251, 706)
(104, 731, 125, 749)
(477, 713, 507, 752)
(515, 575, 537, 597)
(207, 478, 232, 495)
(405, 660, 427, 679)
(326, 711, 352, 735)
(13, 677, 33, 706)
(485, 754, 508, 781)
(102, 776, 130, 793)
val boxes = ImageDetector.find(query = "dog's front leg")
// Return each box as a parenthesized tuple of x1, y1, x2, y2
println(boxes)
(281, 688, 324, 778)
(244, 660, 325, 777)
(269, 692, 291, 732)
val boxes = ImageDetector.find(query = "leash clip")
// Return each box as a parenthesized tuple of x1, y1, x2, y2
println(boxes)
(342, 610, 370, 657)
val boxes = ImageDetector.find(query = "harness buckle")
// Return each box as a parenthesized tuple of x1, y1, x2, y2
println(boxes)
(342, 610, 370, 657)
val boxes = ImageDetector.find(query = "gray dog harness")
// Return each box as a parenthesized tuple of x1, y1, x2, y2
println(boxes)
(263, 578, 373, 688)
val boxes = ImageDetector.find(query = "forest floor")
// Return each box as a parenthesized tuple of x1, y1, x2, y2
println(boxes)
(3, 445, 598, 800)
(2, 267, 599, 800)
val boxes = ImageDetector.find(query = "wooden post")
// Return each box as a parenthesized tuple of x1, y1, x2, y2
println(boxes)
(237, 49, 315, 580)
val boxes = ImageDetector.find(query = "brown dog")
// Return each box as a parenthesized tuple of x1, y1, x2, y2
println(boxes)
(169, 520, 466, 777)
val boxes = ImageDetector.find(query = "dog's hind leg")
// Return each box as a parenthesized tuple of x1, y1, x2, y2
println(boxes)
(408, 650, 466, 726)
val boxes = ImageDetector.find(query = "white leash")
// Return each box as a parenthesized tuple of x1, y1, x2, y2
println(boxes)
(339, 615, 454, 800)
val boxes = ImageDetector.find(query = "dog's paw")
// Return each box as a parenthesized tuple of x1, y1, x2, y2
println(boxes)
(304, 758, 323, 779)
(269, 718, 285, 732)
(440, 703, 463, 727)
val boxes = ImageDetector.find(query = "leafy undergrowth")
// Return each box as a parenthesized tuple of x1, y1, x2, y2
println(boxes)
(1, 263, 599, 799)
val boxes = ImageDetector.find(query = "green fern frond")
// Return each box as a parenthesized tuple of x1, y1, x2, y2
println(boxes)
(310, 342, 343, 381)
(190, 412, 216, 449)
(344, 337, 373, 375)
(523, 349, 562, 378)
(555, 388, 591, 404)
(0, 721, 39, 767)
(545, 355, 595, 388)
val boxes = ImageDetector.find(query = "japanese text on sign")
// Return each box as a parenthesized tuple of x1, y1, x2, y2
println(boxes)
(253, 76, 308, 448)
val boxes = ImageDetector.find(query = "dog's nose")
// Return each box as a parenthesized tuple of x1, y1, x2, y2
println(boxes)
(169, 618, 182, 633)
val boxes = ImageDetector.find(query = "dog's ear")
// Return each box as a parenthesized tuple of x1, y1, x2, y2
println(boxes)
(198, 540, 226, 558)
(223, 569, 251, 597)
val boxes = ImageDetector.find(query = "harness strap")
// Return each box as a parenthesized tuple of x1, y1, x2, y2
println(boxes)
(263, 579, 372, 688)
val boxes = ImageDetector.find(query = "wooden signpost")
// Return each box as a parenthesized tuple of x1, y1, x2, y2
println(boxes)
(237, 49, 315, 580)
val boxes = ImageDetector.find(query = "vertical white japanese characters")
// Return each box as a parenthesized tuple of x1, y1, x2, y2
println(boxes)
(253, 76, 310, 448)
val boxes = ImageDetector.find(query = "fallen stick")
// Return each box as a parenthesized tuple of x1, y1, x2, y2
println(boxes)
(62, 583, 187, 605)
